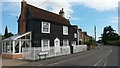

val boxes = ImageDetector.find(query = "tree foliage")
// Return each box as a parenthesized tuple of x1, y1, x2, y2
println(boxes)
(4, 26, 14, 39)
(4, 26, 8, 38)
(84, 37, 95, 46)
(101, 26, 119, 45)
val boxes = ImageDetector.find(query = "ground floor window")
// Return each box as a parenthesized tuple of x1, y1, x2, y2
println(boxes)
(41, 39, 50, 51)
(2, 40, 31, 54)
(72, 41, 76, 46)
(63, 40, 69, 46)
(15, 41, 19, 53)
(2, 41, 13, 53)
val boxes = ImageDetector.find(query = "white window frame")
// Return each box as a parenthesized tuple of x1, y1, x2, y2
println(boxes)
(74, 33, 77, 38)
(41, 21, 50, 33)
(72, 41, 76, 46)
(63, 40, 69, 46)
(41, 39, 50, 51)
(63, 26, 68, 35)
(6, 41, 12, 53)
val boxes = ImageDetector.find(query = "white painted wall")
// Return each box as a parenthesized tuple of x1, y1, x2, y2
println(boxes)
(73, 45, 87, 53)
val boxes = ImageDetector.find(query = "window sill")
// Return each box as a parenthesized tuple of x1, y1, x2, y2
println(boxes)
(63, 33, 68, 35)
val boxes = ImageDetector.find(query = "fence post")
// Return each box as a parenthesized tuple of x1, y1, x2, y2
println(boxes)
(33, 47, 35, 61)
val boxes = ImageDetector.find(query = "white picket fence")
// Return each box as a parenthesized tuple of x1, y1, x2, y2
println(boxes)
(22, 45, 87, 60)
(73, 45, 87, 53)
(22, 46, 70, 60)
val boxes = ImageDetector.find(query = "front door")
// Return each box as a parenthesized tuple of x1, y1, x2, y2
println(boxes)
(54, 38, 60, 53)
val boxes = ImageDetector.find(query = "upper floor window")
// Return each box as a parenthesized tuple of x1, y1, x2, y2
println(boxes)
(42, 21, 50, 33)
(74, 33, 77, 38)
(63, 26, 68, 35)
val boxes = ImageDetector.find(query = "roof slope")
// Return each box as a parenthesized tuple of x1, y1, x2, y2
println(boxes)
(3, 32, 31, 41)
(27, 4, 70, 26)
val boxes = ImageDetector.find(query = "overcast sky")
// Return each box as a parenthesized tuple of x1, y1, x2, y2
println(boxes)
(1, 0, 119, 40)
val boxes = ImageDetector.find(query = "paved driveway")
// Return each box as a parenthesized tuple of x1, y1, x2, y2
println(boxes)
(2, 58, 28, 66)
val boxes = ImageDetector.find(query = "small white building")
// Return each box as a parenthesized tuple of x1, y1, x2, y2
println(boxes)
(2, 32, 31, 59)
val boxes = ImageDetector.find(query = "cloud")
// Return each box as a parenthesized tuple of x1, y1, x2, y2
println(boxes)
(28, 0, 73, 18)
(46, 0, 73, 18)
(76, 0, 119, 11)
(71, 17, 80, 20)
(110, 17, 118, 23)
(2, 0, 72, 18)
(2, 0, 120, 19)
(107, 17, 119, 33)
(2, 2, 20, 17)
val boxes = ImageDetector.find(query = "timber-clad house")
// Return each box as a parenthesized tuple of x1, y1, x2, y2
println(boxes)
(18, 1, 78, 47)
(2, 0, 90, 60)
(3, 1, 77, 58)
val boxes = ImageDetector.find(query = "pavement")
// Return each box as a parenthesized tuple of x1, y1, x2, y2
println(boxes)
(2, 58, 28, 66)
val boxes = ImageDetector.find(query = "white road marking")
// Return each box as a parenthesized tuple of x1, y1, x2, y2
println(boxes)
(47, 46, 111, 66)
(110, 50, 112, 53)
(44, 47, 103, 66)
(104, 49, 112, 66)
(103, 46, 113, 66)
(47, 51, 100, 66)
(94, 59, 103, 66)
(104, 61, 107, 66)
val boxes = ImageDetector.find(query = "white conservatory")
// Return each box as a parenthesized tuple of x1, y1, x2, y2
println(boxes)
(2, 32, 31, 59)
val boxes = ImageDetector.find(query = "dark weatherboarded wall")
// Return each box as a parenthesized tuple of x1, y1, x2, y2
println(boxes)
(21, 8, 77, 48)
(31, 20, 77, 47)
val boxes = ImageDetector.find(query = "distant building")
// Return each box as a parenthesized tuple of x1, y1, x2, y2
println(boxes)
(78, 30, 91, 45)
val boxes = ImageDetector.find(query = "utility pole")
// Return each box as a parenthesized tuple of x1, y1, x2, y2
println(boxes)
(94, 26, 96, 46)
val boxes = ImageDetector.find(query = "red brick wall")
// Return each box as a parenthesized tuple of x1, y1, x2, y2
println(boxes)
(18, 1, 27, 33)
(2, 54, 22, 59)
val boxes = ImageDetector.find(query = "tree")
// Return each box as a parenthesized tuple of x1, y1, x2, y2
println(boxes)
(101, 26, 119, 45)
(83, 37, 96, 50)
(4, 26, 14, 39)
(4, 26, 8, 38)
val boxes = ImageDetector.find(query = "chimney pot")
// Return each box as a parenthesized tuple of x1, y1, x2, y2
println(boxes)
(59, 8, 65, 17)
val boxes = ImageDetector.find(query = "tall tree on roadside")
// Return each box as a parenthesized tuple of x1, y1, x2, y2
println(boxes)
(4, 26, 8, 38)
(4, 26, 14, 39)
(101, 26, 119, 44)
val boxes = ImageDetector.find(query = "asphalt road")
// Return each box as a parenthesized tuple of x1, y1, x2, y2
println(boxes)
(46, 45, 118, 66)
(20, 45, 119, 66)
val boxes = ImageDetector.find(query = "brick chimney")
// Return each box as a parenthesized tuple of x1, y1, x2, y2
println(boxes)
(59, 8, 64, 17)
(18, 0, 27, 33)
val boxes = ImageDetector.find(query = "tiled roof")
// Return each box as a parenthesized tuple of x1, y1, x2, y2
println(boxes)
(27, 4, 70, 26)
(71, 25, 78, 30)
